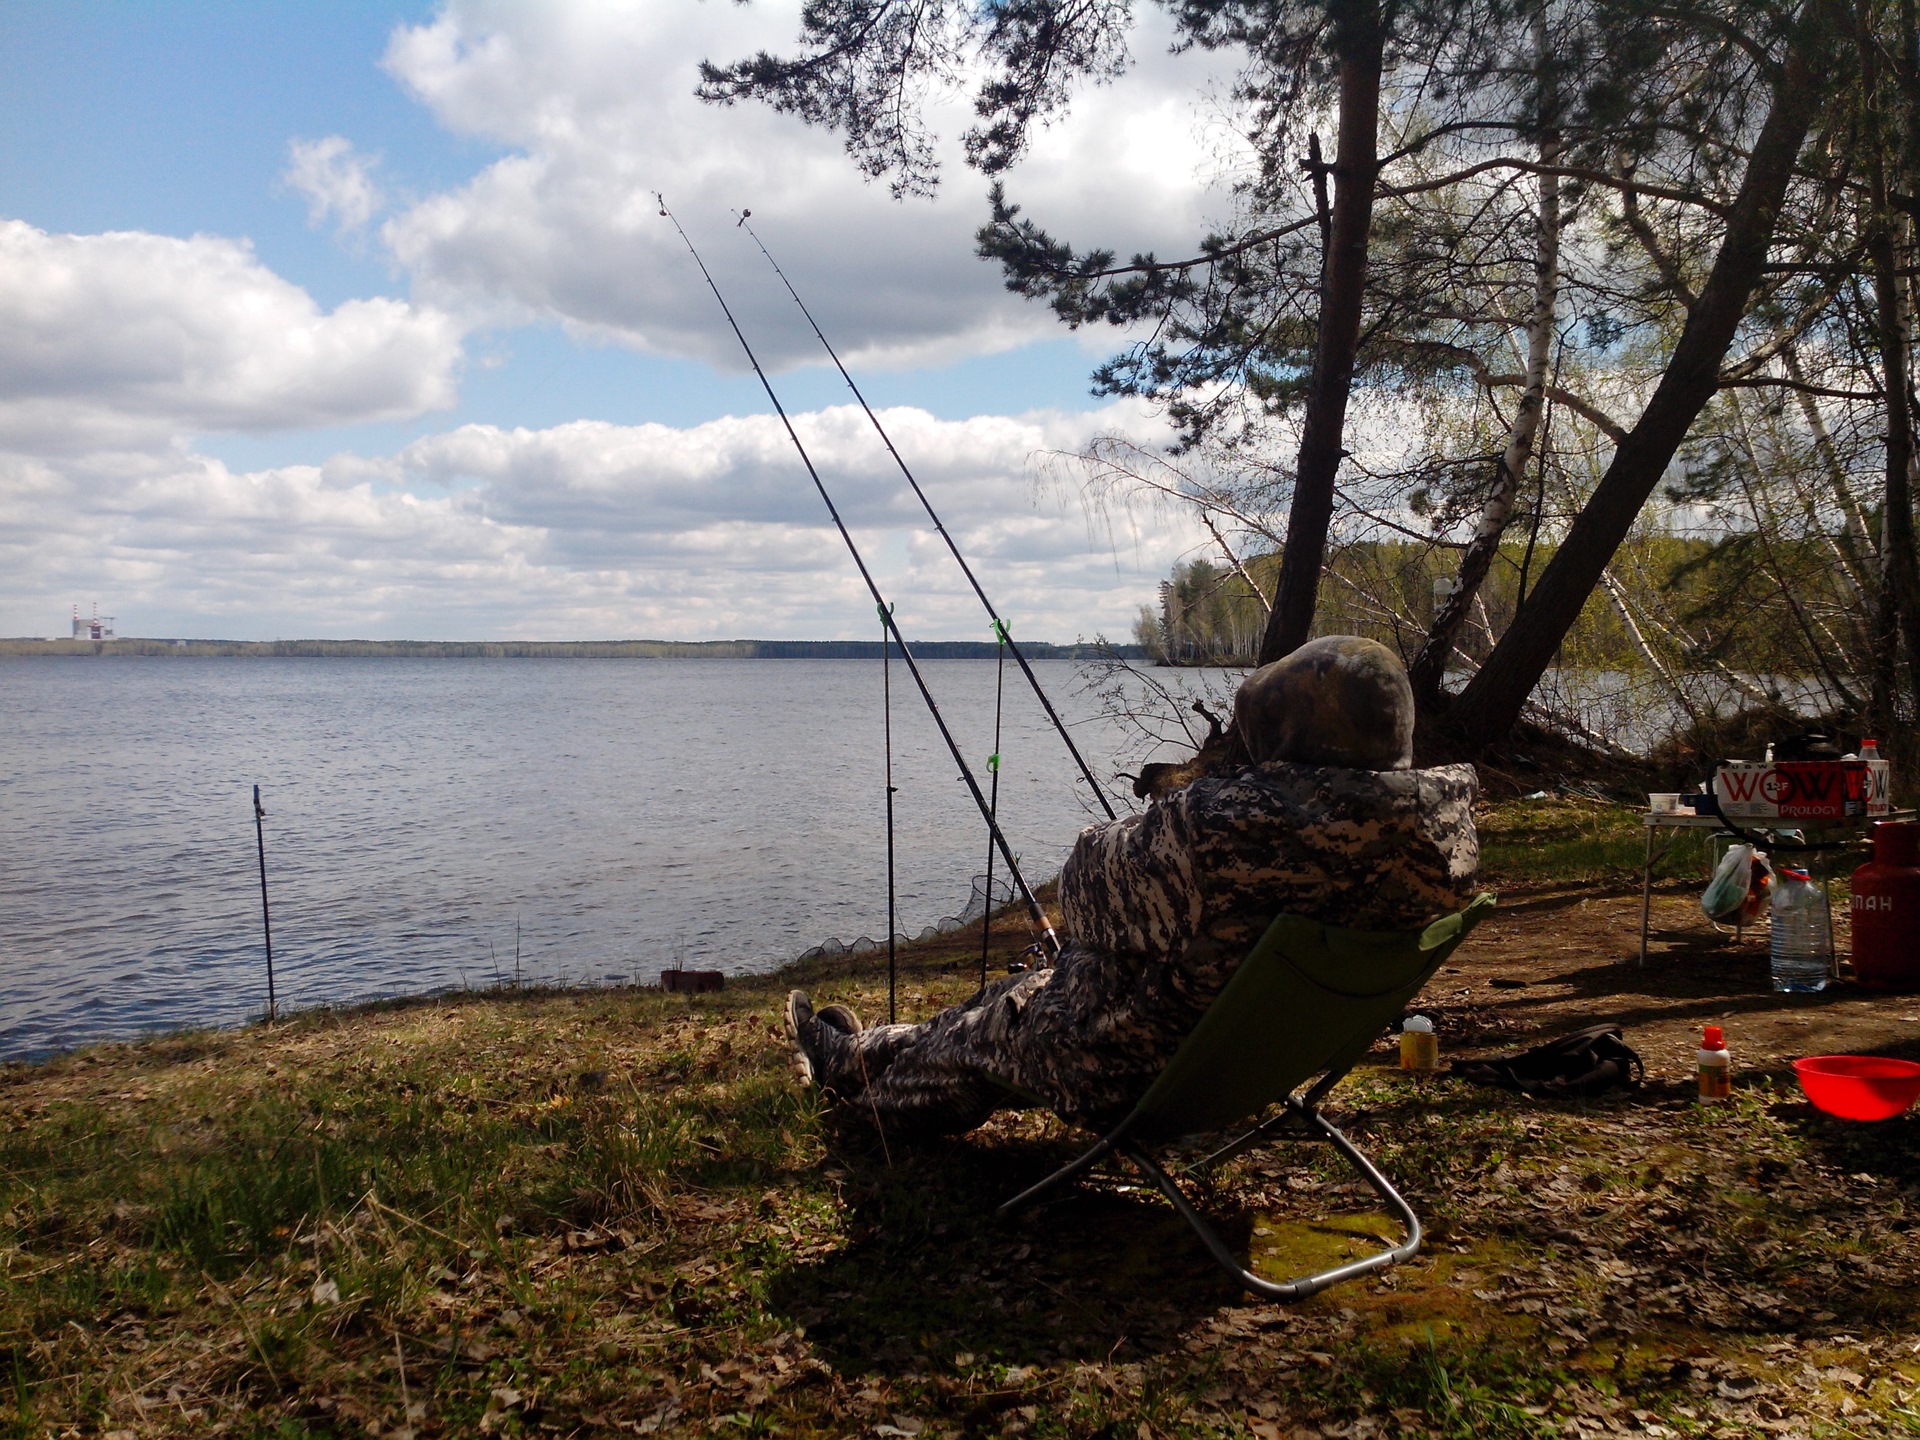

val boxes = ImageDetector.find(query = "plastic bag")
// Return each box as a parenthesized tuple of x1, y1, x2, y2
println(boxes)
(1740, 851, 1774, 922)
(1702, 843, 1754, 921)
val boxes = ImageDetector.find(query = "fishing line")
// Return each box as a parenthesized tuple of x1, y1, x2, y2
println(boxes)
(733, 211, 1118, 822)
(657, 196, 1061, 960)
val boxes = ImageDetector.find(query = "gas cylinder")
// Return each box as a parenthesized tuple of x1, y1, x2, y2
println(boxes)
(1851, 820, 1920, 991)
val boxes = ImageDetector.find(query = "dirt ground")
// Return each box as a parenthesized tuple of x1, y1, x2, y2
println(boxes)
(1426, 873, 1920, 1081)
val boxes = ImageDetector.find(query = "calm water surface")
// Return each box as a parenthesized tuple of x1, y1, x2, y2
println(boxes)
(0, 657, 1142, 1059)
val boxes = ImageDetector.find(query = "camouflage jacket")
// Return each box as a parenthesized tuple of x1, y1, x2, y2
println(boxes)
(1060, 761, 1480, 957)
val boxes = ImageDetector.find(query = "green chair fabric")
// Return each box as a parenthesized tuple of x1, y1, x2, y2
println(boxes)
(999, 893, 1495, 1300)
(1134, 894, 1497, 1139)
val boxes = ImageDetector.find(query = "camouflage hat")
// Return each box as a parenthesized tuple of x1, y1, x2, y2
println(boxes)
(1233, 635, 1415, 770)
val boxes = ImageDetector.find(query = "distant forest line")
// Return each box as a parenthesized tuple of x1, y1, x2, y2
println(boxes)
(0, 637, 1147, 661)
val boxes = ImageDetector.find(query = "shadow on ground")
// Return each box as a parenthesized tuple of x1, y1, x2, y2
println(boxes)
(765, 1128, 1241, 1376)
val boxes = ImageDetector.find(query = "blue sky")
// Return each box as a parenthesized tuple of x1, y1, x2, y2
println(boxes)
(0, 2, 1107, 433)
(1, 4, 465, 303)
(0, 1, 1222, 640)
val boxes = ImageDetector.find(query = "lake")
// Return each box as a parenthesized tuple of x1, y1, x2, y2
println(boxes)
(0, 657, 1156, 1060)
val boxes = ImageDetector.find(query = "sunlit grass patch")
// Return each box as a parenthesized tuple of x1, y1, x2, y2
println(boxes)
(1478, 793, 1649, 883)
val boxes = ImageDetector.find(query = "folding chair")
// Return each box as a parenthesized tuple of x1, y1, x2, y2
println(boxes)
(996, 893, 1495, 1301)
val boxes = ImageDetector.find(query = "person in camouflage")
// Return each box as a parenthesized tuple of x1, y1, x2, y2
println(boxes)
(785, 636, 1479, 1141)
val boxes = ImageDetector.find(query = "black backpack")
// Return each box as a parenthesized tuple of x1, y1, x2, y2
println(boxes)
(1451, 1023, 1644, 1098)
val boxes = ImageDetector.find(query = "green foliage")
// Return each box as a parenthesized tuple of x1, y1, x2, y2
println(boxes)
(1141, 518, 1874, 748)
(697, 0, 1134, 198)
(1137, 556, 1272, 665)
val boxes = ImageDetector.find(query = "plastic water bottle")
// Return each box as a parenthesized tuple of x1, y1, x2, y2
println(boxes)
(1769, 866, 1831, 992)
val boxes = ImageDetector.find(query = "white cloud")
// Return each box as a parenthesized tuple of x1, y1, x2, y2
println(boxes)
(0, 4, 1243, 643)
(386, 399, 1199, 599)
(284, 135, 385, 233)
(397, 404, 1122, 528)
(0, 221, 464, 452)
(1, 402, 1204, 642)
(374, 0, 1223, 371)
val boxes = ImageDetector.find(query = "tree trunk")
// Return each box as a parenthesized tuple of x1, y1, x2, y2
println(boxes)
(1863, 2, 1920, 734)
(1869, 217, 1920, 733)
(1410, 15, 1559, 707)
(1444, 13, 1829, 752)
(1256, 1, 1384, 665)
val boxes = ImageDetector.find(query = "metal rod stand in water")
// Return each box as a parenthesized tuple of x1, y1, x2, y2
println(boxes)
(980, 619, 1008, 989)
(253, 784, 276, 1022)
(733, 211, 1117, 822)
(657, 197, 1061, 960)
(881, 602, 899, 1024)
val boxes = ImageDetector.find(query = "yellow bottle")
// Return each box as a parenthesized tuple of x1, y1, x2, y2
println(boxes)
(1400, 1015, 1438, 1073)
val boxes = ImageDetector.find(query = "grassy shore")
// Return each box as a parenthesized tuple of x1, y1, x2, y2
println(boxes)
(4, 799, 1917, 1439)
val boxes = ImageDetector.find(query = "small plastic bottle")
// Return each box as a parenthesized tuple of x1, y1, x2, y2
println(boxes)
(1698, 1025, 1732, 1101)
(1861, 737, 1882, 762)
(1400, 1015, 1438, 1073)
(1769, 866, 1831, 993)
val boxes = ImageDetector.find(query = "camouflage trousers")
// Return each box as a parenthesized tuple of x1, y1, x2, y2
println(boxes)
(810, 936, 1225, 1138)
(808, 761, 1479, 1141)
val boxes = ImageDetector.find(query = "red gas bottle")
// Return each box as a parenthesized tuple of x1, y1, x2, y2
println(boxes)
(1852, 820, 1920, 991)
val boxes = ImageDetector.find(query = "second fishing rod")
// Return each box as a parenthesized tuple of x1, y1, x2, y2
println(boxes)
(733, 210, 1117, 823)
(657, 197, 1061, 961)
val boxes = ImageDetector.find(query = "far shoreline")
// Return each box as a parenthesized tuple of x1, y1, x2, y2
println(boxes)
(0, 636, 1149, 660)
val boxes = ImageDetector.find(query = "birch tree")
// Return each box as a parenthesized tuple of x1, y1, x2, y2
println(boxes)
(1407, 2, 1560, 706)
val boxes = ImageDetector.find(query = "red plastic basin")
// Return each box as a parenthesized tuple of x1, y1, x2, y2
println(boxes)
(1793, 1055, 1920, 1122)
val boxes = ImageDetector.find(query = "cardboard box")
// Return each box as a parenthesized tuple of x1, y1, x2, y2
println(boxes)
(1713, 759, 1892, 821)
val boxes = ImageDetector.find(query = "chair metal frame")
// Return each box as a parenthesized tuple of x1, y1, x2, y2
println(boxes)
(995, 897, 1492, 1300)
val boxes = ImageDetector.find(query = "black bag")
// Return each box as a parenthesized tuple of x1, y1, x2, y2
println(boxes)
(1451, 1023, 1644, 1098)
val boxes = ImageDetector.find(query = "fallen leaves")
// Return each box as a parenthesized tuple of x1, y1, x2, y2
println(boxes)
(7, 906, 1920, 1440)
(477, 1384, 527, 1434)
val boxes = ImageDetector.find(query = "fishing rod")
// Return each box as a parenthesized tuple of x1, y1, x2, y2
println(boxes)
(733, 210, 1118, 822)
(656, 197, 1061, 960)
